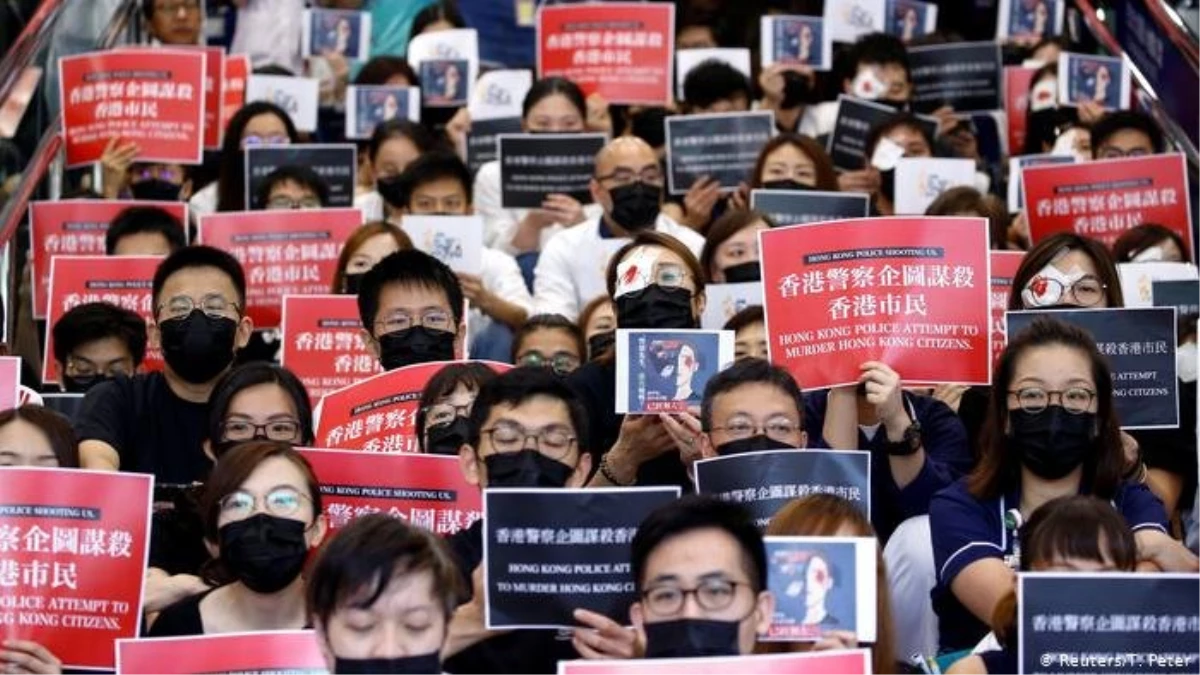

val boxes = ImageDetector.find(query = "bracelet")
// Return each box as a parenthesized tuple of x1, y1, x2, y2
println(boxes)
(599, 453, 634, 486)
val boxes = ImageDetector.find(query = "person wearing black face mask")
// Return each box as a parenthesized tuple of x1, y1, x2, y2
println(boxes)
(99, 136, 193, 202)
(149, 442, 327, 637)
(51, 302, 148, 394)
(308, 515, 462, 675)
(630, 496, 774, 658)
(441, 368, 639, 672)
(700, 210, 773, 285)
(927, 317, 1196, 655)
(415, 362, 498, 456)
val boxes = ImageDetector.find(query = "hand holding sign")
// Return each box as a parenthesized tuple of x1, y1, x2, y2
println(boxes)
(0, 639, 61, 675)
(99, 137, 140, 199)
(571, 608, 642, 660)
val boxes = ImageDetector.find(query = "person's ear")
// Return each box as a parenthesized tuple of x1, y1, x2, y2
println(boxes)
(753, 590, 775, 635)
(147, 318, 161, 350)
(567, 452, 593, 488)
(202, 439, 216, 463)
(204, 537, 219, 561)
(235, 314, 254, 349)
(691, 291, 706, 323)
(590, 178, 609, 211)
(698, 432, 718, 459)
(363, 328, 380, 360)
(307, 512, 329, 549)
(629, 601, 647, 643)
(454, 321, 466, 359)
(459, 443, 481, 486)
(180, 179, 193, 201)
(799, 430, 808, 449)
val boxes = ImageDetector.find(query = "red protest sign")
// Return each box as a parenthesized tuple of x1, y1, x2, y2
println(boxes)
(220, 54, 249, 134)
(200, 48, 224, 149)
(558, 649, 871, 674)
(43, 256, 163, 385)
(29, 200, 186, 320)
(280, 294, 380, 404)
(1003, 66, 1037, 159)
(0, 356, 20, 410)
(1023, 153, 1193, 254)
(760, 217, 992, 389)
(58, 49, 205, 168)
(116, 630, 325, 674)
(298, 448, 482, 534)
(315, 360, 511, 452)
(0, 468, 152, 670)
(198, 209, 361, 329)
(990, 251, 1024, 364)
(537, 2, 674, 105)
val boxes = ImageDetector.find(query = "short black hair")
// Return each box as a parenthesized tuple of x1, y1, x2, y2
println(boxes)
(864, 112, 935, 165)
(523, 77, 587, 120)
(1090, 110, 1165, 157)
(416, 362, 499, 451)
(152, 245, 247, 312)
(354, 56, 420, 87)
(466, 365, 590, 455)
(631, 495, 766, 593)
(847, 32, 911, 83)
(368, 119, 441, 164)
(307, 514, 463, 628)
(252, 165, 331, 210)
(682, 59, 751, 110)
(106, 206, 187, 254)
(700, 357, 804, 432)
(51, 302, 148, 368)
(356, 249, 465, 330)
(511, 313, 585, 363)
(722, 305, 764, 334)
(410, 0, 467, 41)
(401, 150, 474, 207)
(207, 362, 315, 455)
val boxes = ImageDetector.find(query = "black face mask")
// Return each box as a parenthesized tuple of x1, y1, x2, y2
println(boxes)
(130, 178, 183, 202)
(588, 331, 615, 360)
(608, 181, 661, 233)
(631, 108, 668, 148)
(761, 179, 810, 192)
(334, 653, 442, 675)
(1026, 107, 1079, 154)
(342, 272, 364, 295)
(378, 326, 456, 371)
(426, 416, 469, 455)
(643, 618, 742, 659)
(876, 98, 909, 112)
(484, 449, 574, 488)
(377, 175, 408, 209)
(878, 168, 896, 204)
(1008, 406, 1096, 480)
(715, 434, 797, 456)
(616, 285, 695, 330)
(218, 513, 309, 594)
(61, 373, 102, 393)
(158, 310, 238, 384)
(780, 70, 814, 109)
(722, 261, 762, 283)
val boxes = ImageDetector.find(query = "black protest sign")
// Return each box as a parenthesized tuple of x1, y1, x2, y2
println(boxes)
(498, 133, 607, 208)
(827, 96, 938, 171)
(694, 449, 871, 528)
(665, 111, 775, 195)
(1153, 280, 1199, 318)
(483, 486, 680, 628)
(1006, 308, 1179, 429)
(244, 144, 357, 208)
(1019, 573, 1199, 674)
(750, 189, 870, 226)
(466, 117, 523, 175)
(908, 42, 1002, 114)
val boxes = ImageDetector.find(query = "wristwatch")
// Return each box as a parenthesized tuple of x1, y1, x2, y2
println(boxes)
(883, 420, 922, 456)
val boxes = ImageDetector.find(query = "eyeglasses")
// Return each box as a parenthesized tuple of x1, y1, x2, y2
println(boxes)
(1024, 275, 1106, 308)
(710, 414, 801, 441)
(155, 0, 200, 14)
(66, 357, 130, 379)
(425, 402, 471, 427)
(241, 134, 290, 148)
(641, 578, 747, 616)
(132, 166, 182, 183)
(595, 167, 664, 188)
(636, 263, 690, 290)
(517, 351, 580, 375)
(1008, 387, 1096, 414)
(480, 421, 576, 459)
(219, 486, 310, 519)
(157, 294, 240, 321)
(1096, 147, 1151, 160)
(375, 308, 452, 334)
(266, 196, 323, 210)
(221, 418, 303, 442)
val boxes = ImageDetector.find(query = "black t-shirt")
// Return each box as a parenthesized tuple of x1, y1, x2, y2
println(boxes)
(74, 372, 212, 484)
(145, 589, 211, 637)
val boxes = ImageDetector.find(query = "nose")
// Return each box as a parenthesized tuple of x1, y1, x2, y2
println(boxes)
(679, 592, 704, 619)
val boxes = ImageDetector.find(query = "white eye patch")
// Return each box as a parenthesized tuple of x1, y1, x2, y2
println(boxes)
(1021, 262, 1087, 308)
(614, 246, 662, 298)
(852, 68, 889, 101)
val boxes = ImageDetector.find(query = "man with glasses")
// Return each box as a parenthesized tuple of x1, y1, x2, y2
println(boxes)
(511, 314, 585, 377)
(253, 165, 330, 211)
(629, 495, 773, 657)
(144, 0, 203, 46)
(533, 137, 704, 321)
(356, 248, 465, 371)
(76, 246, 254, 483)
(1090, 110, 1166, 160)
(50, 302, 148, 394)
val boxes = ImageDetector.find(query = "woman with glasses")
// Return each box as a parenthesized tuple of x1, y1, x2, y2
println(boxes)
(928, 316, 1197, 654)
(148, 441, 327, 637)
(207, 363, 314, 460)
(188, 101, 300, 220)
(415, 362, 499, 455)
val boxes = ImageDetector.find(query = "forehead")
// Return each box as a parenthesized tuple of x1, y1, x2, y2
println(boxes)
(1099, 128, 1153, 149)
(377, 281, 452, 314)
(413, 176, 468, 197)
(228, 382, 296, 416)
(886, 125, 927, 146)
(160, 265, 238, 300)
(597, 143, 656, 173)
(643, 527, 748, 581)
(351, 232, 401, 258)
(721, 223, 768, 245)
(764, 143, 812, 165)
(270, 179, 316, 196)
(712, 381, 797, 416)
(484, 394, 573, 428)
(237, 455, 311, 493)
(522, 327, 579, 350)
(71, 336, 134, 360)
(623, 245, 687, 270)
(243, 113, 287, 136)
(1052, 248, 1100, 275)
(1012, 344, 1094, 383)
(527, 94, 581, 117)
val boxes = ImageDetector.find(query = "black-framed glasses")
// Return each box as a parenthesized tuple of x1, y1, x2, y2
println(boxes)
(595, 167, 664, 188)
(374, 308, 452, 334)
(710, 415, 801, 441)
(480, 422, 576, 459)
(424, 402, 472, 427)
(266, 196, 322, 210)
(157, 293, 241, 321)
(517, 350, 580, 375)
(1007, 387, 1096, 414)
(65, 356, 131, 379)
(1096, 147, 1151, 160)
(222, 419, 302, 442)
(641, 578, 748, 616)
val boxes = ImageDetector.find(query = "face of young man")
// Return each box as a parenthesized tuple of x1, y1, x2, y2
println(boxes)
(459, 394, 592, 489)
(702, 382, 807, 458)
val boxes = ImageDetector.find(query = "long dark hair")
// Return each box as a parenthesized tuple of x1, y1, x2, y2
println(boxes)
(1008, 232, 1125, 310)
(967, 316, 1125, 500)
(207, 363, 315, 455)
(216, 102, 299, 213)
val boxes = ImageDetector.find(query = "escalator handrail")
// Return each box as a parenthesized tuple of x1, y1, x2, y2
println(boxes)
(0, 0, 69, 112)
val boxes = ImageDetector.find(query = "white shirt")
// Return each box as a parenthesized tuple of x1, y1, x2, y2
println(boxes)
(473, 160, 604, 255)
(532, 214, 705, 321)
(469, 248, 535, 343)
(355, 191, 384, 223)
(188, 182, 218, 226)
(230, 0, 305, 75)
(798, 100, 840, 140)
